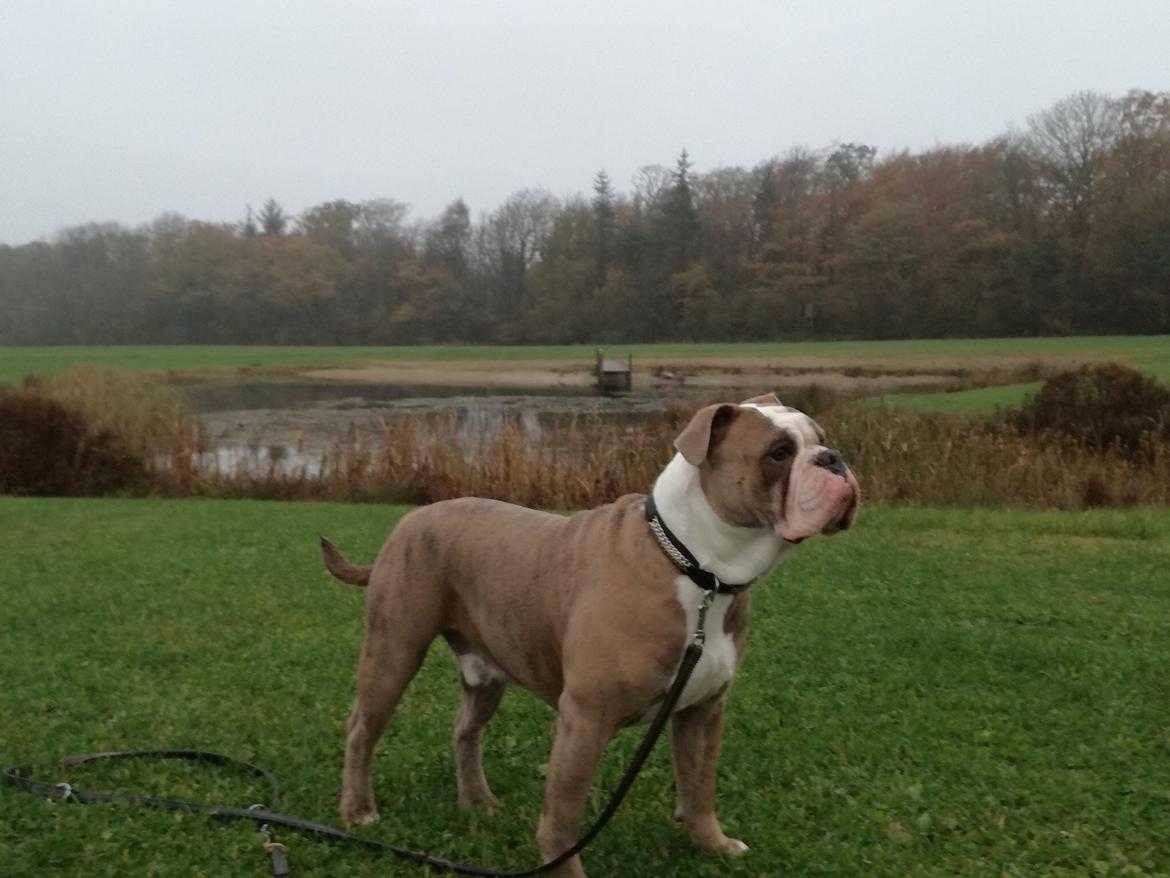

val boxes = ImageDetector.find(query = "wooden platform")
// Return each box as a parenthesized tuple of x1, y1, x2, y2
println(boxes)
(595, 349, 632, 392)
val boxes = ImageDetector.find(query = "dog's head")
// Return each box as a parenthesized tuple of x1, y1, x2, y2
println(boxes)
(674, 392, 859, 542)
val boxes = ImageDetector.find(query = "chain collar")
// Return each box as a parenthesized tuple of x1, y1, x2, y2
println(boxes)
(644, 492, 755, 595)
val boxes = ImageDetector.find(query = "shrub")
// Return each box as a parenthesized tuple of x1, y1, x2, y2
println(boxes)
(24, 366, 204, 459)
(0, 389, 147, 496)
(22, 366, 207, 493)
(1011, 363, 1170, 457)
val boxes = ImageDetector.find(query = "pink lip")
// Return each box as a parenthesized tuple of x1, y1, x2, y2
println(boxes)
(777, 480, 857, 542)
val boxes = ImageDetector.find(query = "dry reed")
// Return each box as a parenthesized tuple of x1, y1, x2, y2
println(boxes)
(25, 366, 207, 491)
(8, 368, 1170, 509)
(823, 406, 1170, 508)
(189, 406, 1170, 510)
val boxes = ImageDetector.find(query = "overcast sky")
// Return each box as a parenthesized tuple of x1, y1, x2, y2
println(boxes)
(2, 0, 1168, 245)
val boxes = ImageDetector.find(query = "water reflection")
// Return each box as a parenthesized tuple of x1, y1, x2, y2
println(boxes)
(180, 381, 678, 475)
(193, 444, 326, 476)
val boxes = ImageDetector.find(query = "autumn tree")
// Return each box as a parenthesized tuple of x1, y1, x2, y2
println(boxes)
(148, 221, 245, 342)
(423, 198, 472, 278)
(237, 234, 346, 343)
(298, 200, 361, 256)
(481, 188, 557, 339)
(1027, 91, 1120, 238)
(3, 89, 1167, 344)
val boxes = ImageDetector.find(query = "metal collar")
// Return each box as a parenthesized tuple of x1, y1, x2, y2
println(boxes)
(644, 492, 754, 595)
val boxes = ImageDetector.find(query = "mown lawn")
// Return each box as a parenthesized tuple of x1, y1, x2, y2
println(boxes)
(1, 497, 1168, 877)
(2, 336, 1168, 385)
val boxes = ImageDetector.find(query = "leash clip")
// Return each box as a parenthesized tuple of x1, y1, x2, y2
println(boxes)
(693, 589, 716, 647)
(250, 803, 292, 878)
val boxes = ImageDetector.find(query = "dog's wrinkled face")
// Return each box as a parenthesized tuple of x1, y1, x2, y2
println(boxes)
(674, 393, 860, 541)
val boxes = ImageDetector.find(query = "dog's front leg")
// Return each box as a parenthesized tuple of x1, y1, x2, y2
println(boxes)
(536, 696, 617, 878)
(671, 695, 748, 855)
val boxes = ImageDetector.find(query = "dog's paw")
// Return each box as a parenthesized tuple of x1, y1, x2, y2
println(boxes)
(718, 836, 749, 856)
(341, 800, 380, 826)
(343, 809, 380, 826)
(458, 791, 502, 812)
(693, 829, 750, 856)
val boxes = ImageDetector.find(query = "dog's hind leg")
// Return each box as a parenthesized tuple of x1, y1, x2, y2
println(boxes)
(340, 635, 429, 826)
(452, 674, 507, 808)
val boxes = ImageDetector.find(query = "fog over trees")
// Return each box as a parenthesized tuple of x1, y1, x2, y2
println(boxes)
(2, 90, 1168, 345)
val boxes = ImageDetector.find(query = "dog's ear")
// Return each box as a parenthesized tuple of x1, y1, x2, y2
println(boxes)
(674, 404, 739, 465)
(741, 392, 782, 406)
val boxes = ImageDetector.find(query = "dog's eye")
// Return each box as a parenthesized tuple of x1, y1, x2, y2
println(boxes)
(767, 445, 792, 462)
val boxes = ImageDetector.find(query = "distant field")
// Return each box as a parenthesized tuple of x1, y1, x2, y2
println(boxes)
(1, 497, 1167, 876)
(1, 336, 1168, 379)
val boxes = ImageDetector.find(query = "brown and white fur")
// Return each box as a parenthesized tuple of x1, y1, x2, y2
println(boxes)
(321, 393, 859, 877)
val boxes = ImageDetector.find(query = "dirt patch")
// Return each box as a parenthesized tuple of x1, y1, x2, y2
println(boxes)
(301, 361, 595, 388)
(299, 356, 985, 394)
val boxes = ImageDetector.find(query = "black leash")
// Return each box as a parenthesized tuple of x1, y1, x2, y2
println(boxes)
(3, 591, 715, 877)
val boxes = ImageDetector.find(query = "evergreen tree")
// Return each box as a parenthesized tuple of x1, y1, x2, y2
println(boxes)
(659, 149, 701, 270)
(258, 197, 288, 236)
(241, 204, 258, 239)
(591, 169, 616, 285)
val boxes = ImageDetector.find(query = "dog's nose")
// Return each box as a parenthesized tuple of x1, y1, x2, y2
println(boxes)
(814, 447, 848, 479)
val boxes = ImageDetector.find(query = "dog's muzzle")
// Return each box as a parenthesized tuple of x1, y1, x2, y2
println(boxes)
(778, 447, 859, 542)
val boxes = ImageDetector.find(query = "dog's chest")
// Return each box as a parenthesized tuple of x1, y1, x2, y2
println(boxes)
(672, 578, 738, 712)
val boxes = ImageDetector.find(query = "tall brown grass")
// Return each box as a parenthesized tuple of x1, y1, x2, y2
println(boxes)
(824, 406, 1170, 508)
(17, 367, 207, 492)
(196, 413, 680, 509)
(190, 406, 1170, 510)
(25, 367, 205, 458)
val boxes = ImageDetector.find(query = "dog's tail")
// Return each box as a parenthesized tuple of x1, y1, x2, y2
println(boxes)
(320, 537, 372, 587)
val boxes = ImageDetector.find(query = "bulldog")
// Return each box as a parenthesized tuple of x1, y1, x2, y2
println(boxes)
(321, 393, 859, 877)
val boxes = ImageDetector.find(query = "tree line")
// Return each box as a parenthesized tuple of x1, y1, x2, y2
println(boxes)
(2, 90, 1168, 346)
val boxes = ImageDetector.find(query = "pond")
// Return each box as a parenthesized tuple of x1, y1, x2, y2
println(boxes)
(180, 380, 688, 475)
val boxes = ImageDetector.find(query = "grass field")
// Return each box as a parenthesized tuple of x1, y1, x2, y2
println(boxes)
(873, 382, 1045, 413)
(2, 336, 1169, 388)
(2, 497, 1168, 876)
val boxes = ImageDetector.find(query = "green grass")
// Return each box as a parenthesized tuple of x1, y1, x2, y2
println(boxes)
(873, 382, 1044, 413)
(2, 336, 1169, 385)
(2, 497, 1168, 876)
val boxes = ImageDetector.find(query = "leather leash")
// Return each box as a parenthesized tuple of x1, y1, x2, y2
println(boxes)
(3, 591, 716, 877)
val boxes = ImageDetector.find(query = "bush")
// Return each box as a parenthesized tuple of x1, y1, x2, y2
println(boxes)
(23, 366, 204, 458)
(1012, 363, 1170, 457)
(0, 389, 147, 496)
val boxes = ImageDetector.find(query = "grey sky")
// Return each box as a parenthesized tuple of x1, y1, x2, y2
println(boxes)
(2, 0, 1167, 245)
